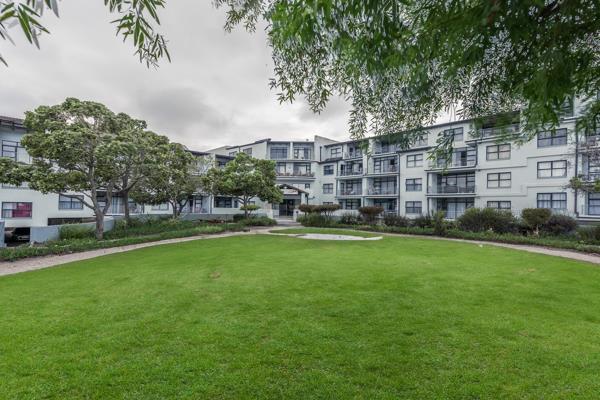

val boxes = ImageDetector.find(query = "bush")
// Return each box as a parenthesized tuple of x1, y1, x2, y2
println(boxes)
(432, 211, 447, 236)
(299, 204, 341, 217)
(542, 214, 577, 236)
(59, 224, 95, 240)
(239, 204, 260, 216)
(298, 204, 317, 214)
(383, 214, 410, 227)
(521, 208, 552, 235)
(412, 214, 432, 228)
(238, 216, 277, 226)
(339, 213, 361, 225)
(358, 206, 384, 225)
(297, 213, 333, 227)
(577, 225, 600, 244)
(457, 208, 517, 234)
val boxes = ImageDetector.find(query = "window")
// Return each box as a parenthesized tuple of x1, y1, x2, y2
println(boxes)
(1, 140, 18, 159)
(151, 203, 169, 211)
(293, 163, 311, 176)
(275, 163, 286, 175)
(373, 157, 396, 173)
(405, 201, 422, 214)
(405, 178, 422, 192)
(443, 127, 464, 141)
(293, 147, 312, 160)
(588, 193, 600, 215)
(560, 97, 574, 118)
(214, 197, 238, 208)
(270, 147, 288, 159)
(487, 201, 511, 210)
(329, 147, 342, 158)
(323, 164, 334, 175)
(487, 172, 511, 188)
(374, 199, 397, 212)
(486, 144, 511, 160)
(304, 183, 311, 189)
(537, 160, 567, 178)
(413, 134, 428, 147)
(323, 202, 334, 205)
(58, 194, 84, 210)
(341, 199, 361, 210)
(406, 154, 423, 168)
(1, 202, 32, 218)
(436, 147, 477, 168)
(2, 182, 28, 189)
(537, 128, 567, 147)
(229, 151, 237, 157)
(537, 193, 567, 210)
(322, 184, 333, 194)
(242, 148, 252, 155)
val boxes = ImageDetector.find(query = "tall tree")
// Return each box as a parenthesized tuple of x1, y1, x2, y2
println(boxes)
(215, 0, 599, 148)
(201, 152, 283, 218)
(0, 98, 122, 239)
(131, 142, 200, 218)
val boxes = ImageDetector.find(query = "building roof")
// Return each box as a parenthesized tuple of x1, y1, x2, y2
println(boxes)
(0, 116, 25, 129)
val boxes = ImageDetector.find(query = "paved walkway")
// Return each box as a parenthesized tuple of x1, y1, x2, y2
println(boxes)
(0, 228, 269, 277)
(1, 227, 599, 277)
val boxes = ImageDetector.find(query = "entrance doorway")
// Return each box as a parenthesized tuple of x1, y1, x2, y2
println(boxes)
(279, 199, 296, 217)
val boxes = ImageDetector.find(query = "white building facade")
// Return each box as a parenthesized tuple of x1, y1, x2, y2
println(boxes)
(1, 97, 598, 240)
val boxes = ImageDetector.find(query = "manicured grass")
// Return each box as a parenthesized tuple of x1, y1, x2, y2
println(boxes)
(270, 227, 380, 237)
(1, 234, 600, 398)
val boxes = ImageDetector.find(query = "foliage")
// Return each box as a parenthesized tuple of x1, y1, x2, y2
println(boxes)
(412, 214, 432, 228)
(296, 213, 334, 227)
(216, 0, 600, 149)
(521, 208, 552, 235)
(542, 214, 578, 236)
(239, 204, 260, 214)
(299, 204, 340, 216)
(457, 208, 517, 234)
(383, 214, 410, 227)
(358, 206, 383, 225)
(237, 216, 277, 227)
(432, 211, 447, 236)
(131, 142, 200, 218)
(0, 0, 169, 67)
(201, 153, 282, 218)
(339, 213, 361, 225)
(59, 224, 95, 240)
(576, 225, 600, 244)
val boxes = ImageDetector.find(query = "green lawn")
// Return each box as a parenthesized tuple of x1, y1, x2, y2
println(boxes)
(1, 234, 600, 399)
(270, 227, 380, 237)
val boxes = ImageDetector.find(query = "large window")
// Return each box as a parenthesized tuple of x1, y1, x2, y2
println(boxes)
(373, 157, 396, 173)
(322, 183, 333, 194)
(293, 163, 311, 176)
(242, 148, 252, 155)
(537, 128, 567, 147)
(323, 164, 334, 175)
(214, 197, 238, 208)
(443, 127, 464, 141)
(293, 146, 312, 160)
(1, 140, 18, 159)
(486, 144, 511, 160)
(374, 199, 397, 212)
(151, 203, 169, 211)
(329, 147, 342, 158)
(588, 193, 600, 215)
(487, 172, 511, 188)
(58, 194, 84, 210)
(405, 201, 422, 214)
(438, 173, 475, 193)
(537, 160, 567, 178)
(340, 199, 361, 210)
(537, 193, 567, 210)
(1, 202, 32, 218)
(405, 178, 422, 192)
(275, 163, 286, 174)
(487, 201, 511, 210)
(270, 147, 288, 159)
(406, 154, 423, 168)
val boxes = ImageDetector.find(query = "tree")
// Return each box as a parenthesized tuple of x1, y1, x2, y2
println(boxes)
(0, 98, 122, 239)
(131, 142, 200, 218)
(214, 0, 599, 149)
(201, 152, 283, 219)
(0, 0, 169, 66)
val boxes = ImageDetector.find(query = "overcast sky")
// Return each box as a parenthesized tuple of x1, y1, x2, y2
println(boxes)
(0, 1, 454, 151)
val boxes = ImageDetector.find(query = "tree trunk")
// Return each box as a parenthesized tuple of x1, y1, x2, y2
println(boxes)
(172, 202, 179, 219)
(123, 189, 131, 224)
(243, 198, 249, 219)
(94, 211, 104, 240)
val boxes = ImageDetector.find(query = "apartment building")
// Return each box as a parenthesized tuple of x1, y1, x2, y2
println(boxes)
(1, 96, 597, 242)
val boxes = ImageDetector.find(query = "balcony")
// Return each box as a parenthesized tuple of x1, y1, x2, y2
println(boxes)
(367, 188, 398, 196)
(580, 173, 600, 182)
(368, 165, 398, 174)
(428, 159, 476, 169)
(344, 151, 363, 159)
(276, 171, 315, 178)
(427, 185, 476, 195)
(473, 124, 520, 139)
(337, 188, 362, 196)
(373, 145, 397, 155)
(338, 169, 364, 177)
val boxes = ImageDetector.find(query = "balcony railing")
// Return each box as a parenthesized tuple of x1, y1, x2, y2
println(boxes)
(373, 145, 397, 154)
(344, 151, 363, 159)
(474, 124, 520, 139)
(339, 169, 364, 176)
(427, 185, 476, 194)
(580, 173, 600, 181)
(338, 189, 362, 196)
(276, 171, 315, 177)
(429, 160, 476, 169)
(370, 165, 398, 174)
(367, 188, 398, 195)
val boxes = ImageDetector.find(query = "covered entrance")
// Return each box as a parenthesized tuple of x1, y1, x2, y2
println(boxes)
(279, 199, 296, 217)
(276, 184, 310, 218)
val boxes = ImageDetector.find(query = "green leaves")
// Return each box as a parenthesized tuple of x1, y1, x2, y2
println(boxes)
(0, 0, 169, 67)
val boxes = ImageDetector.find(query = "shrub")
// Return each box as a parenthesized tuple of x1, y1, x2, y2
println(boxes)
(299, 204, 341, 217)
(577, 225, 600, 244)
(432, 211, 447, 236)
(521, 208, 552, 235)
(59, 224, 95, 240)
(542, 214, 577, 236)
(239, 204, 260, 216)
(457, 208, 517, 234)
(298, 204, 317, 214)
(297, 213, 332, 227)
(239, 216, 277, 226)
(339, 213, 361, 225)
(358, 206, 384, 225)
(383, 214, 410, 227)
(412, 214, 432, 228)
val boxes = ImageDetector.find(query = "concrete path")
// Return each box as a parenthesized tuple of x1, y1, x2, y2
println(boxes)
(0, 228, 269, 277)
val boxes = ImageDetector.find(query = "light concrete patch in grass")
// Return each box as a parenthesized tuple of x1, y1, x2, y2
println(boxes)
(283, 233, 382, 241)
